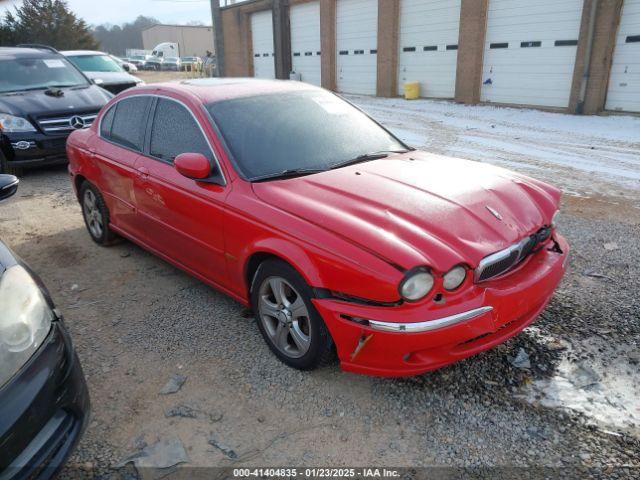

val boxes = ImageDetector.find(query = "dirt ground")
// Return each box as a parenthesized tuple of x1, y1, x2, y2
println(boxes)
(1, 84, 639, 477)
(136, 70, 199, 84)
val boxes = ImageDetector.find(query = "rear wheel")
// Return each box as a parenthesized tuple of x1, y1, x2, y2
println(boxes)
(80, 181, 118, 246)
(251, 259, 335, 370)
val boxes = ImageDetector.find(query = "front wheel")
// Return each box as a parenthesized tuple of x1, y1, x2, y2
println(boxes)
(251, 259, 334, 370)
(80, 182, 118, 246)
(0, 151, 23, 176)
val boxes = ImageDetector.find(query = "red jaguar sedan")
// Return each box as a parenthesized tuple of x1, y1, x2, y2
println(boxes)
(67, 79, 568, 377)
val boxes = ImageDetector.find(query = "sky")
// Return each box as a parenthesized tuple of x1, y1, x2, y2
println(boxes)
(0, 0, 217, 26)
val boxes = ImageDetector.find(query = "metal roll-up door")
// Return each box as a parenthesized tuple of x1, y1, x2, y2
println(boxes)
(481, 0, 584, 108)
(336, 0, 378, 95)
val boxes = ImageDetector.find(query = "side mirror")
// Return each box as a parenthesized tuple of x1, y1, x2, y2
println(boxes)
(122, 64, 130, 72)
(174, 153, 211, 180)
(0, 174, 19, 201)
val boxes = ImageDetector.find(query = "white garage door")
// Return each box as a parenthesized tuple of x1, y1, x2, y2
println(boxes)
(398, 0, 461, 98)
(481, 0, 584, 108)
(290, 1, 321, 86)
(606, 0, 640, 112)
(251, 10, 275, 79)
(336, 0, 378, 95)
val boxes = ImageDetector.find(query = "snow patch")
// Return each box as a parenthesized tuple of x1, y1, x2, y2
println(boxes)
(349, 95, 640, 202)
(523, 336, 640, 436)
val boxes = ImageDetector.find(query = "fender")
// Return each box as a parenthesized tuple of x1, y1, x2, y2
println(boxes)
(234, 234, 403, 305)
(239, 236, 324, 297)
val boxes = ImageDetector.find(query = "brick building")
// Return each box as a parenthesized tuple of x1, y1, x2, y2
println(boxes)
(217, 0, 639, 114)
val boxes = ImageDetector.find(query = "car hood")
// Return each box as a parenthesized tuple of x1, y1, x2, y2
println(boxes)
(0, 85, 111, 120)
(83, 71, 142, 85)
(252, 152, 561, 271)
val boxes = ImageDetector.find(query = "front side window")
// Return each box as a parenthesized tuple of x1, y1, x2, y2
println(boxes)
(66, 54, 123, 73)
(206, 89, 406, 180)
(108, 96, 151, 151)
(150, 98, 213, 163)
(0, 56, 89, 94)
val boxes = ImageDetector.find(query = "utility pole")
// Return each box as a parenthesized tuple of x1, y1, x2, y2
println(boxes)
(210, 0, 225, 77)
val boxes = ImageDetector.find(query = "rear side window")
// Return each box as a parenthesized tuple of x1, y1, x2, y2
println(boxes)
(109, 96, 151, 151)
(150, 98, 212, 163)
(100, 105, 115, 137)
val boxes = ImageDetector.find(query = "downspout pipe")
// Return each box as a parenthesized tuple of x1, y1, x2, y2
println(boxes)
(576, 0, 599, 114)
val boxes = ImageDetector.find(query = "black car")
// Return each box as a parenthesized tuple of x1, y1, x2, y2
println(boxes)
(0, 174, 90, 478)
(0, 46, 111, 175)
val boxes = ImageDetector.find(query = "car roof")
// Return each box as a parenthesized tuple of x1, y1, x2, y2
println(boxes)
(0, 46, 61, 60)
(133, 78, 319, 104)
(61, 50, 107, 56)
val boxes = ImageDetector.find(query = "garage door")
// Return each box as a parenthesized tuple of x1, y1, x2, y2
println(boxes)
(336, 0, 378, 95)
(606, 0, 640, 112)
(251, 10, 275, 79)
(481, 0, 584, 108)
(290, 1, 321, 86)
(398, 0, 461, 98)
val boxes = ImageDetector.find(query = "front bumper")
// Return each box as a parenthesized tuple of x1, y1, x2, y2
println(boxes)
(1, 132, 69, 169)
(314, 234, 569, 377)
(0, 320, 90, 479)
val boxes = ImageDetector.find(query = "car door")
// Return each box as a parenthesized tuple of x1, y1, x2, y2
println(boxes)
(133, 96, 229, 287)
(93, 95, 152, 238)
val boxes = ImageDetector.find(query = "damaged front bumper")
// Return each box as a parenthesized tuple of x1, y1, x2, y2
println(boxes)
(313, 234, 569, 377)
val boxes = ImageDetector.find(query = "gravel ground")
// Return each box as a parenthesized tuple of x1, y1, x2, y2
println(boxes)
(0, 105, 638, 478)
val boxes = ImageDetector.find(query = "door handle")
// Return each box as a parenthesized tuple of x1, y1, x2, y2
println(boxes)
(136, 166, 150, 179)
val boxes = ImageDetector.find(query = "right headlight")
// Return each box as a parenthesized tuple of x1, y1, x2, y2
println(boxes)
(0, 265, 53, 388)
(551, 210, 560, 228)
(0, 113, 37, 133)
(399, 268, 434, 301)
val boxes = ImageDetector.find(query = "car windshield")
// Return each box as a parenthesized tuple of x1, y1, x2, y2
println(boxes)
(207, 90, 407, 181)
(0, 56, 89, 94)
(67, 54, 123, 73)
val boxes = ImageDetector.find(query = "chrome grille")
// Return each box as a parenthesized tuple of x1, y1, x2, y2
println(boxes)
(475, 227, 552, 282)
(37, 113, 98, 134)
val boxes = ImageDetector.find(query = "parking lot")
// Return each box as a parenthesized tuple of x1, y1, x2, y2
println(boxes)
(1, 88, 639, 475)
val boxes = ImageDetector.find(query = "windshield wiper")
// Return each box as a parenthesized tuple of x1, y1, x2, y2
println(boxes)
(330, 149, 411, 170)
(48, 84, 85, 88)
(252, 168, 326, 182)
(1, 86, 49, 94)
(0, 84, 85, 95)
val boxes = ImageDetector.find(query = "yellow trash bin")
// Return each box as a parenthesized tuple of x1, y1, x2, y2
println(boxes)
(404, 82, 420, 100)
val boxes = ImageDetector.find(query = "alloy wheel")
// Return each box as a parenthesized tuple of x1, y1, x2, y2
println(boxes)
(257, 276, 312, 359)
(83, 189, 103, 239)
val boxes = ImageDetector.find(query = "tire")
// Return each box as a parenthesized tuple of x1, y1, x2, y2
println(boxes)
(251, 259, 335, 370)
(0, 151, 23, 176)
(79, 181, 118, 246)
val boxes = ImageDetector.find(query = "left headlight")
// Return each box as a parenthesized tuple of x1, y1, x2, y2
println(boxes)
(0, 265, 53, 388)
(0, 113, 37, 133)
(399, 268, 434, 301)
(443, 265, 467, 291)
